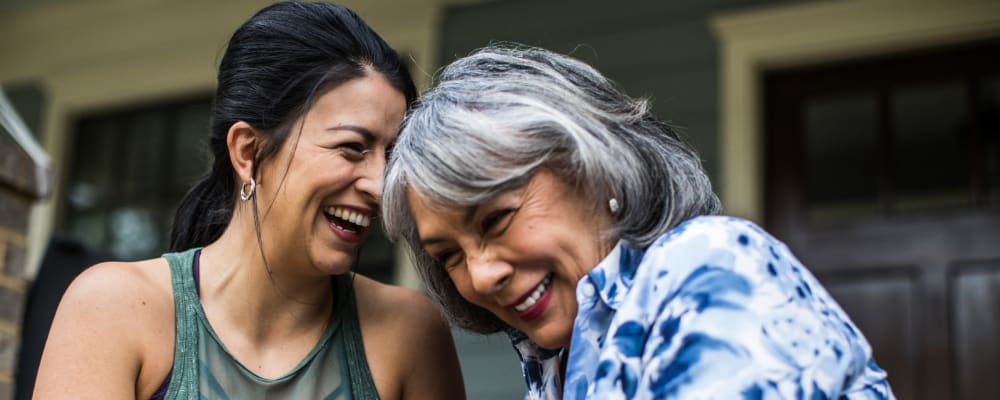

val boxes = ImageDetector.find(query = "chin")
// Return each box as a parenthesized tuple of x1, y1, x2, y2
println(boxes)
(526, 325, 573, 350)
(311, 249, 354, 276)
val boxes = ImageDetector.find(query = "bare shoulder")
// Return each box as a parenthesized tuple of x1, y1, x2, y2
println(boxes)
(352, 274, 443, 327)
(352, 274, 465, 400)
(70, 257, 170, 299)
(34, 257, 175, 398)
(59, 258, 174, 327)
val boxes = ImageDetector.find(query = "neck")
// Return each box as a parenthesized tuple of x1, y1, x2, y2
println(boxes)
(197, 209, 334, 340)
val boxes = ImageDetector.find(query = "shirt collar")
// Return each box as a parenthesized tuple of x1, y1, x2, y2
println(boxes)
(506, 328, 564, 399)
(577, 241, 645, 311)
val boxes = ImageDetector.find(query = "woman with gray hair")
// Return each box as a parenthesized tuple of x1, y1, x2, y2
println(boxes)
(383, 45, 894, 399)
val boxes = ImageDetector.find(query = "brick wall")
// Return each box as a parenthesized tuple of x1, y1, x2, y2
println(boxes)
(0, 134, 45, 400)
(0, 192, 30, 400)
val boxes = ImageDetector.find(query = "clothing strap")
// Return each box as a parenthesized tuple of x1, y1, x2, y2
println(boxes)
(340, 273, 379, 400)
(163, 248, 202, 399)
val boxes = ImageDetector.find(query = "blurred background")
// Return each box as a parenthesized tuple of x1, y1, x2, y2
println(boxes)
(1, 0, 998, 399)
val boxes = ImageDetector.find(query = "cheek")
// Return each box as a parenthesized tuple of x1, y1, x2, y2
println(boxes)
(447, 270, 488, 307)
(503, 229, 556, 262)
(318, 170, 354, 189)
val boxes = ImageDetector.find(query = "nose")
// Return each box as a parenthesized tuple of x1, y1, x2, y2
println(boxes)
(466, 250, 514, 297)
(355, 152, 385, 203)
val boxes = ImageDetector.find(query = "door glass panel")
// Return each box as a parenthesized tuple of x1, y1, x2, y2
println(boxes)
(161, 101, 214, 246)
(121, 110, 167, 204)
(67, 118, 117, 251)
(65, 99, 206, 260)
(108, 206, 160, 260)
(171, 101, 211, 197)
(891, 81, 970, 212)
(67, 211, 108, 252)
(982, 76, 1000, 204)
(803, 92, 880, 224)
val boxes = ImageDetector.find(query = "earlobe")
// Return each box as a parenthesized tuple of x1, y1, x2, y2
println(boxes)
(226, 121, 259, 183)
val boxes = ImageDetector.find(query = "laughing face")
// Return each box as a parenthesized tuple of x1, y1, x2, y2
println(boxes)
(408, 169, 615, 349)
(254, 72, 406, 277)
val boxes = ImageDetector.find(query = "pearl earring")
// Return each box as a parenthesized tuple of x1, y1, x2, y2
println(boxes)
(608, 198, 620, 214)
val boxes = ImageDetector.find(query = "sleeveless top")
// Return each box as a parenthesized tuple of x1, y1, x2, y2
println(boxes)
(157, 248, 380, 399)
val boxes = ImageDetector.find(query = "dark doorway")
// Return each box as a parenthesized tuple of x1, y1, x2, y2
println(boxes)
(764, 39, 1000, 400)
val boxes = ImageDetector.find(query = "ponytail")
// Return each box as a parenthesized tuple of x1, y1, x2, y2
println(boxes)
(168, 158, 235, 251)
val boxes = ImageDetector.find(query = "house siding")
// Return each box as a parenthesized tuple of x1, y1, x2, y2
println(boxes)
(441, 0, 791, 186)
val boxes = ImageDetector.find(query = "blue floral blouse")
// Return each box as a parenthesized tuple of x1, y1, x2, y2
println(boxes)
(509, 216, 895, 399)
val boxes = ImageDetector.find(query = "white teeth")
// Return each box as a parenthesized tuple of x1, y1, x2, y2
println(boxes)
(324, 206, 371, 228)
(335, 221, 356, 233)
(514, 275, 552, 312)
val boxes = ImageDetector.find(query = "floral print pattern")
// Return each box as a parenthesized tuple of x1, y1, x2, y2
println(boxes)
(511, 216, 895, 399)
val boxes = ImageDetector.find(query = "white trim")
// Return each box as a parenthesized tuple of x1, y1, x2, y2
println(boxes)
(710, 0, 1000, 222)
(0, 88, 50, 197)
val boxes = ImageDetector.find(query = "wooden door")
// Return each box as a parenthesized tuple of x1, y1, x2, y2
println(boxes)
(764, 39, 1000, 400)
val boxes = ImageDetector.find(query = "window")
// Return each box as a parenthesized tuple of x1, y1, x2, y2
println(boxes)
(64, 97, 212, 260)
(62, 97, 396, 282)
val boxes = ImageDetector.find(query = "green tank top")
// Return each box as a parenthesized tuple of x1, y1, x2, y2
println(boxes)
(162, 248, 379, 399)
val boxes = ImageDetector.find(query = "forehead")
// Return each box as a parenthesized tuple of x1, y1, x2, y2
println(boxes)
(404, 169, 586, 238)
(406, 187, 471, 236)
(304, 73, 407, 142)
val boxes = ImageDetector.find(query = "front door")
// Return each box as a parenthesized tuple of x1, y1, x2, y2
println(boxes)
(764, 39, 1000, 400)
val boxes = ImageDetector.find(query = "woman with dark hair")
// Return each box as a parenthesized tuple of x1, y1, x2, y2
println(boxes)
(383, 45, 895, 399)
(35, 2, 464, 399)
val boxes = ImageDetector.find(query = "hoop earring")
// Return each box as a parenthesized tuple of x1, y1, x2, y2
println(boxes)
(608, 198, 620, 214)
(240, 177, 256, 201)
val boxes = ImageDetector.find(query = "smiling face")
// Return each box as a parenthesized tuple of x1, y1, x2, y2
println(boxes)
(254, 72, 406, 277)
(408, 169, 614, 349)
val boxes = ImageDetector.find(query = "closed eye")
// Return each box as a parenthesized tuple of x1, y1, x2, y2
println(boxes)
(481, 208, 517, 237)
(432, 249, 463, 270)
(339, 142, 370, 161)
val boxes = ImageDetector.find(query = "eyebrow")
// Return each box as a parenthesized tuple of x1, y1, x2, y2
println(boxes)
(327, 124, 376, 143)
(419, 237, 445, 248)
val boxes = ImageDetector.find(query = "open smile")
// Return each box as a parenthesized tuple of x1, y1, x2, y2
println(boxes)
(509, 273, 553, 322)
(323, 206, 372, 242)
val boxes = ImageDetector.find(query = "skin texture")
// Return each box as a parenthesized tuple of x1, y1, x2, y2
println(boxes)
(34, 73, 465, 400)
(409, 169, 615, 350)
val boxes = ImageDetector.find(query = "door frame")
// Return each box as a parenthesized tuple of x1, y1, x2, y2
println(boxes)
(710, 0, 1000, 222)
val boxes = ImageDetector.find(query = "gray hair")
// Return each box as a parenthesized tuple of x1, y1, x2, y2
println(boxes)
(382, 45, 721, 333)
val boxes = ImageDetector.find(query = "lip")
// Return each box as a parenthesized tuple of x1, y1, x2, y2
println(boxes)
(505, 276, 553, 323)
(517, 287, 552, 322)
(324, 204, 374, 244)
(326, 219, 361, 243)
(504, 276, 549, 308)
